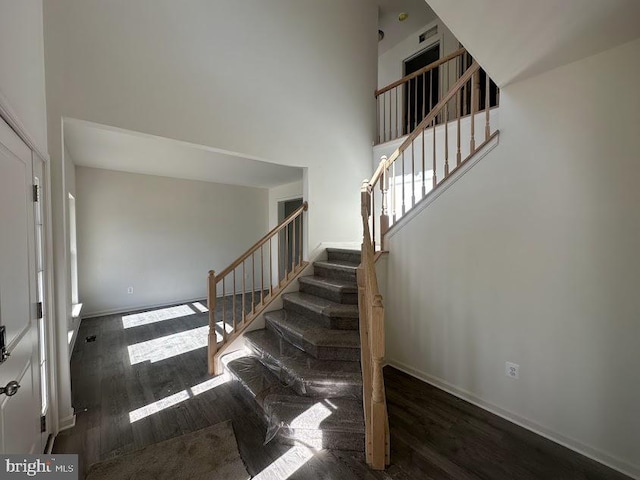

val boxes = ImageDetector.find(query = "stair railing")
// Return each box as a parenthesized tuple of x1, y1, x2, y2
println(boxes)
(368, 60, 499, 251)
(208, 202, 308, 375)
(358, 60, 500, 469)
(376, 47, 469, 144)
(358, 184, 390, 470)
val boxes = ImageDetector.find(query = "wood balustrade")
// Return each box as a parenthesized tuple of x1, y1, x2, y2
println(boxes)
(358, 184, 390, 470)
(208, 202, 308, 375)
(375, 48, 469, 145)
(369, 61, 500, 251)
(358, 61, 499, 468)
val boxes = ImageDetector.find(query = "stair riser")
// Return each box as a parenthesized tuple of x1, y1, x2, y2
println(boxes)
(229, 375, 364, 451)
(228, 374, 269, 419)
(265, 319, 361, 362)
(326, 250, 362, 264)
(313, 264, 357, 282)
(282, 298, 359, 330)
(299, 281, 358, 305)
(245, 341, 362, 399)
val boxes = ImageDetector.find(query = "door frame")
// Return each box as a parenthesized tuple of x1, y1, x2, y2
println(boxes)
(277, 197, 304, 282)
(0, 98, 58, 448)
(32, 155, 54, 451)
(402, 41, 441, 135)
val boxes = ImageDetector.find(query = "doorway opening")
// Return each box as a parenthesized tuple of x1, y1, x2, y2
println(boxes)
(278, 198, 303, 282)
(403, 42, 440, 135)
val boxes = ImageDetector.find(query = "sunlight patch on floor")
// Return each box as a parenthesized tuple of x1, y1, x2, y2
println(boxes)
(189, 372, 229, 396)
(192, 302, 208, 313)
(122, 304, 195, 329)
(252, 447, 315, 480)
(127, 325, 208, 364)
(129, 390, 190, 423)
(290, 402, 333, 429)
(128, 373, 229, 423)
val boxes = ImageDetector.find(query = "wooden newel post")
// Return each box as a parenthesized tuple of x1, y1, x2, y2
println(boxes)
(207, 270, 218, 375)
(370, 294, 387, 470)
(361, 179, 371, 219)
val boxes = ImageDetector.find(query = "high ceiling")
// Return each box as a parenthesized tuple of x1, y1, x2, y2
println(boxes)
(64, 118, 303, 189)
(378, 0, 437, 55)
(427, 0, 640, 86)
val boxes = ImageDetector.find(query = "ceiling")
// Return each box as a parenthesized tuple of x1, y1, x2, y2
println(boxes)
(427, 0, 640, 86)
(63, 119, 303, 189)
(378, 0, 437, 55)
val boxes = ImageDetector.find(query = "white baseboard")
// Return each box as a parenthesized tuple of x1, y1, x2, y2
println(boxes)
(82, 296, 208, 319)
(68, 324, 79, 358)
(58, 412, 76, 432)
(386, 359, 639, 480)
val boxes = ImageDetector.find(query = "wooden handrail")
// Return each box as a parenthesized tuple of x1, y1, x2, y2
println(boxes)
(375, 47, 466, 97)
(215, 202, 308, 281)
(208, 202, 309, 375)
(371, 61, 481, 187)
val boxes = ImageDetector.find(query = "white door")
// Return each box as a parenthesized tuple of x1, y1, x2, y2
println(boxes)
(0, 116, 42, 453)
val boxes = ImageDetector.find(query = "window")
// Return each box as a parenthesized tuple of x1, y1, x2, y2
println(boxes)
(68, 194, 79, 305)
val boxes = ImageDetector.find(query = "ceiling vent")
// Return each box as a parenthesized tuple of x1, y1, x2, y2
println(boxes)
(419, 26, 438, 43)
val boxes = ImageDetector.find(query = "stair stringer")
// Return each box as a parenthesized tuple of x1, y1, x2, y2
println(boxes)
(384, 130, 499, 240)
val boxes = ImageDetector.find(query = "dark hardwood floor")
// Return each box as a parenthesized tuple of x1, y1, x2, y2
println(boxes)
(54, 302, 630, 479)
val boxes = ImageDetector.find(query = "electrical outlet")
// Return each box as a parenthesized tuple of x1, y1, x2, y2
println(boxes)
(127, 286, 134, 295)
(506, 362, 519, 379)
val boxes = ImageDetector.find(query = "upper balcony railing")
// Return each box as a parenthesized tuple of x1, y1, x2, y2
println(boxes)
(370, 59, 500, 249)
(375, 48, 498, 145)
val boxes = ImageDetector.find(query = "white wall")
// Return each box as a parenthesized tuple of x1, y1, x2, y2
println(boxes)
(427, 0, 640, 87)
(0, 0, 48, 154)
(76, 167, 269, 317)
(384, 38, 640, 477)
(43, 0, 378, 253)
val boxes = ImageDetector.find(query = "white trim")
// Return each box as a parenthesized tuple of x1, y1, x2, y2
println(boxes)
(67, 324, 79, 359)
(385, 131, 500, 241)
(0, 88, 49, 161)
(387, 359, 640, 480)
(63, 117, 275, 166)
(275, 192, 303, 204)
(82, 296, 210, 319)
(57, 414, 76, 432)
(42, 155, 61, 436)
(55, 120, 75, 430)
(71, 303, 83, 319)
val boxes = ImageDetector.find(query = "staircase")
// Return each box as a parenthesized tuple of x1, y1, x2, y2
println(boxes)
(207, 53, 499, 470)
(225, 248, 365, 450)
